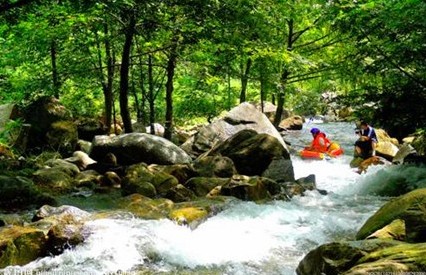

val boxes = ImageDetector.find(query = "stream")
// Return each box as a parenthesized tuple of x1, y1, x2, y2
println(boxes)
(3, 122, 425, 275)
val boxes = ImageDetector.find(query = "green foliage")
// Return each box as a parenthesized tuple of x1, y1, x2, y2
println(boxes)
(0, 118, 22, 146)
(0, 0, 424, 140)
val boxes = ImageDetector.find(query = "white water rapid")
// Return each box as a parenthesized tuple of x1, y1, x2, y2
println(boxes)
(3, 122, 424, 275)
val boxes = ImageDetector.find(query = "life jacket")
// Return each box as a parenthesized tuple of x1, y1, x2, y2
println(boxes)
(311, 132, 331, 153)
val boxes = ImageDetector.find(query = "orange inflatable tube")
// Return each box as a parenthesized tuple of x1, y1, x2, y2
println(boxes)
(300, 142, 344, 159)
(300, 150, 325, 160)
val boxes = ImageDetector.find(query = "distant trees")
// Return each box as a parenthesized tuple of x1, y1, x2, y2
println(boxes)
(0, 0, 424, 139)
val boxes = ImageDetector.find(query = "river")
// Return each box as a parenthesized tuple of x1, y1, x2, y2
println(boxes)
(3, 122, 424, 275)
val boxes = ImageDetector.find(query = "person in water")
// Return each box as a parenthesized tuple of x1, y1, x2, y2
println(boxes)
(354, 121, 378, 159)
(306, 128, 331, 153)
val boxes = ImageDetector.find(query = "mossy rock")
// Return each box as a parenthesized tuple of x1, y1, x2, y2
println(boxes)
(168, 207, 209, 226)
(0, 226, 48, 268)
(366, 219, 406, 241)
(32, 167, 75, 194)
(46, 120, 78, 154)
(297, 239, 422, 275)
(164, 184, 197, 203)
(185, 177, 229, 197)
(122, 163, 179, 197)
(356, 188, 426, 242)
(344, 242, 426, 274)
(220, 175, 279, 201)
(0, 175, 56, 211)
(118, 194, 174, 219)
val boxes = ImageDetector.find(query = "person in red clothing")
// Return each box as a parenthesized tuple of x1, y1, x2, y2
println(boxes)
(306, 128, 331, 153)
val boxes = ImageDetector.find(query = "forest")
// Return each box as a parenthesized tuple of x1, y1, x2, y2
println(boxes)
(1, 0, 424, 142)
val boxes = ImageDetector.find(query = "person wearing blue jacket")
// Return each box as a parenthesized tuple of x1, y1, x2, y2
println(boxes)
(355, 121, 378, 159)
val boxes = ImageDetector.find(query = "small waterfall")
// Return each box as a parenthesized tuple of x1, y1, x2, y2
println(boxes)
(3, 122, 423, 275)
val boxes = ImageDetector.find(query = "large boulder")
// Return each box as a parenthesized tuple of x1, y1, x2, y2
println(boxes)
(23, 97, 75, 152)
(0, 175, 56, 211)
(356, 188, 426, 242)
(90, 133, 192, 165)
(278, 115, 304, 131)
(296, 239, 424, 275)
(181, 102, 290, 157)
(207, 129, 293, 179)
(0, 226, 48, 268)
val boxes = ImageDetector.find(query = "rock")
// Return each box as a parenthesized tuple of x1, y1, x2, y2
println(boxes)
(296, 241, 365, 275)
(392, 143, 417, 164)
(220, 175, 281, 201)
(76, 139, 92, 154)
(0, 103, 17, 129)
(100, 171, 121, 187)
(181, 102, 289, 157)
(296, 239, 411, 275)
(185, 177, 229, 197)
(376, 128, 399, 146)
(32, 205, 90, 222)
(193, 155, 237, 178)
(356, 188, 426, 242)
(118, 194, 174, 219)
(147, 164, 195, 185)
(171, 197, 236, 228)
(253, 101, 291, 122)
(0, 175, 56, 211)
(121, 163, 179, 197)
(366, 219, 406, 241)
(75, 170, 102, 188)
(64, 151, 97, 170)
(164, 184, 197, 202)
(45, 120, 78, 155)
(262, 158, 295, 183)
(169, 207, 208, 226)
(0, 226, 48, 268)
(45, 158, 80, 176)
(207, 129, 291, 177)
(33, 167, 75, 194)
(90, 133, 192, 165)
(31, 205, 89, 255)
(344, 242, 426, 274)
(278, 115, 304, 130)
(412, 132, 426, 156)
(145, 123, 165, 136)
(376, 141, 399, 160)
(76, 118, 107, 142)
(23, 97, 73, 152)
(0, 104, 19, 144)
(281, 175, 317, 198)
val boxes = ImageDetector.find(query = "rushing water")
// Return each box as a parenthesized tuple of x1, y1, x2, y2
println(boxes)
(3, 122, 423, 275)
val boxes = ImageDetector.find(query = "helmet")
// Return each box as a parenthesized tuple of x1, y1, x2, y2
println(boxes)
(310, 128, 320, 135)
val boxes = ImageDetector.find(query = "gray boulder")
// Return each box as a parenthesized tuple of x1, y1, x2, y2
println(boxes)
(90, 133, 192, 165)
(207, 129, 292, 177)
(181, 102, 289, 157)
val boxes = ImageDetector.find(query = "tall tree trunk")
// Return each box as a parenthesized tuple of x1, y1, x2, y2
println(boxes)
(273, 70, 289, 126)
(274, 18, 295, 127)
(119, 15, 136, 133)
(104, 23, 114, 134)
(164, 42, 178, 140)
(239, 57, 252, 103)
(50, 39, 59, 98)
(148, 54, 155, 134)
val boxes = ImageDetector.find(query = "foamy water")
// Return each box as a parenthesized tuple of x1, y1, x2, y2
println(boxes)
(3, 122, 422, 275)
